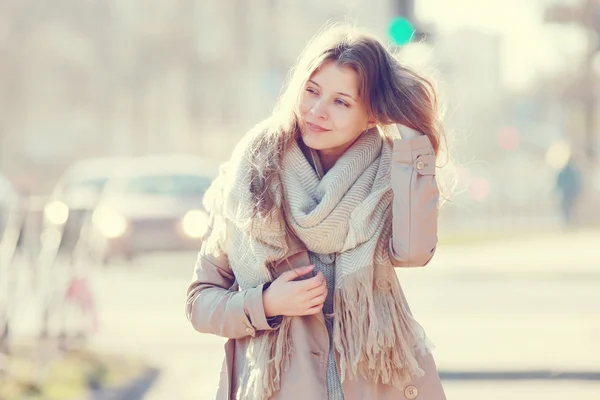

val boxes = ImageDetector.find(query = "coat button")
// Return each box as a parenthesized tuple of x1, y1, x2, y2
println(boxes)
(245, 327, 253, 334)
(415, 161, 425, 170)
(404, 385, 419, 399)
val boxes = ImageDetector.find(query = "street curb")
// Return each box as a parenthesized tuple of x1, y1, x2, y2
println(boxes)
(439, 370, 600, 382)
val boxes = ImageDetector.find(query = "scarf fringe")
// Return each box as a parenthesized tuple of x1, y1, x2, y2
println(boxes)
(237, 317, 293, 400)
(238, 268, 432, 400)
(332, 267, 431, 389)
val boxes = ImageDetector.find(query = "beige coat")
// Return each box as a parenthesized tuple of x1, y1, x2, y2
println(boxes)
(186, 135, 447, 400)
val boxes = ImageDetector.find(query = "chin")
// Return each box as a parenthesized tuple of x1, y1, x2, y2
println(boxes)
(301, 132, 333, 151)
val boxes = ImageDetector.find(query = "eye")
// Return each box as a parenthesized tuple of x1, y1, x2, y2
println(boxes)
(335, 98, 349, 107)
(306, 87, 319, 95)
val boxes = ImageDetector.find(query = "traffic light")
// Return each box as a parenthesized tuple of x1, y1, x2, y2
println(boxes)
(388, 16, 415, 46)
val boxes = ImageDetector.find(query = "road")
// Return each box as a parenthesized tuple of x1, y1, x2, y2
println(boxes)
(9, 229, 600, 399)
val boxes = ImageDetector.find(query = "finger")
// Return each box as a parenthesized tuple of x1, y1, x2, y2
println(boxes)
(306, 281, 327, 297)
(301, 303, 324, 316)
(308, 292, 327, 307)
(296, 271, 324, 290)
(278, 265, 314, 282)
(297, 284, 325, 304)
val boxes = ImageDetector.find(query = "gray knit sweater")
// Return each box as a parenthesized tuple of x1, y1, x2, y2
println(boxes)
(310, 252, 344, 400)
(300, 140, 344, 399)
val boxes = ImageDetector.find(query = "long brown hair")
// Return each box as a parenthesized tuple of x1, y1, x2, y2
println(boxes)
(247, 22, 448, 216)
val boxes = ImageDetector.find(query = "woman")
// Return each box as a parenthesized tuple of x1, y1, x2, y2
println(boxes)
(186, 23, 447, 400)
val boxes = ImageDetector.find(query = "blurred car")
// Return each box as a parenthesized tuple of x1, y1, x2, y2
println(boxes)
(89, 155, 219, 263)
(42, 158, 132, 257)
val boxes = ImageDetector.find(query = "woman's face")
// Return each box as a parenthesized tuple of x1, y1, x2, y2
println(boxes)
(299, 61, 376, 157)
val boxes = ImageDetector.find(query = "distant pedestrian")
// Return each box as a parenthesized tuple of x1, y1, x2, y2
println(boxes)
(186, 23, 447, 400)
(556, 158, 581, 227)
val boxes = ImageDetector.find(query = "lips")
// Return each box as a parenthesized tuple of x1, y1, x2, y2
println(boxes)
(306, 121, 330, 133)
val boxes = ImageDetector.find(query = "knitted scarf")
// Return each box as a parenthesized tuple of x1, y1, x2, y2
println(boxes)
(203, 126, 429, 399)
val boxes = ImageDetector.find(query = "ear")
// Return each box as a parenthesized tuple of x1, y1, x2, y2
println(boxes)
(366, 121, 377, 130)
(366, 115, 378, 130)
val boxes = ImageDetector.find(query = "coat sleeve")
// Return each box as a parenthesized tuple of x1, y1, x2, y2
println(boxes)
(185, 231, 281, 339)
(389, 127, 439, 267)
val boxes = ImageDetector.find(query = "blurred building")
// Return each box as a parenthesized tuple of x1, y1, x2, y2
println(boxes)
(0, 0, 405, 193)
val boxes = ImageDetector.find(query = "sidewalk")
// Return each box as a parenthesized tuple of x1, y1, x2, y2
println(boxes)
(428, 227, 600, 277)
(392, 227, 600, 399)
(10, 228, 598, 400)
(111, 228, 600, 400)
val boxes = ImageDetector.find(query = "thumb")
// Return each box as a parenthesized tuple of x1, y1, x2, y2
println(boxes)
(278, 265, 315, 282)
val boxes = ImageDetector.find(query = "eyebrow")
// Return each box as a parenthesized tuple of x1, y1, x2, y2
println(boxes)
(308, 79, 357, 102)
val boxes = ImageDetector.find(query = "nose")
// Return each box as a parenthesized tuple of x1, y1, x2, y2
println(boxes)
(310, 99, 328, 120)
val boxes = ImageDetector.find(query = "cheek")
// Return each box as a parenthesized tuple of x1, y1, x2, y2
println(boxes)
(331, 108, 362, 130)
(299, 94, 314, 114)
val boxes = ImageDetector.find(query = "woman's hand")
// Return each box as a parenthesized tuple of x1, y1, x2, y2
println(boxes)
(263, 265, 327, 317)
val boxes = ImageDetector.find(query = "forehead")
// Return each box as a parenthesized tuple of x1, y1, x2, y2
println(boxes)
(309, 61, 359, 96)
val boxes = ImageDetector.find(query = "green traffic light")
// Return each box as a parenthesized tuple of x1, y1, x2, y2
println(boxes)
(388, 16, 414, 46)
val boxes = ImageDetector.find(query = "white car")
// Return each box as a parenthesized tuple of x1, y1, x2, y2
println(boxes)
(42, 157, 133, 256)
(89, 155, 219, 263)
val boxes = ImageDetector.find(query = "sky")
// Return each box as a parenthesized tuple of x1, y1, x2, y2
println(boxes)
(416, 0, 588, 90)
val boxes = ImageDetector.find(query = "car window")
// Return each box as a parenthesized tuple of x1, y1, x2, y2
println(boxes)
(123, 174, 212, 197)
(68, 177, 109, 192)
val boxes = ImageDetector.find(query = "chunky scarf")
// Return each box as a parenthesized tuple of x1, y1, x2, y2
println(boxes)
(203, 125, 429, 399)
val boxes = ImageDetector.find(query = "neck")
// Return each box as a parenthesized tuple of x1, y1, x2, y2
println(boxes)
(317, 149, 342, 173)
